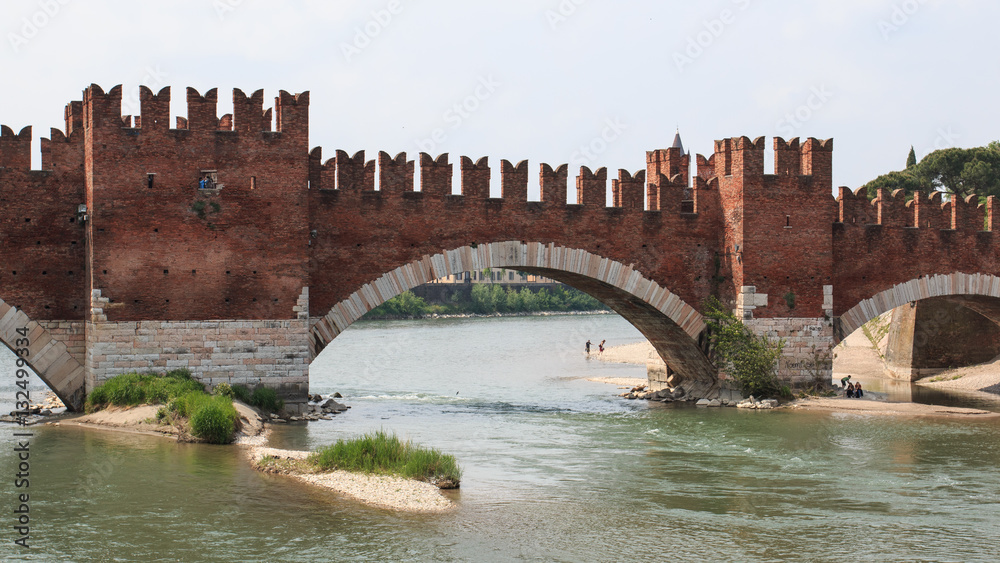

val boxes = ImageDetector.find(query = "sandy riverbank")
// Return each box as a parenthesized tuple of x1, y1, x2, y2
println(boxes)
(785, 396, 1000, 418)
(834, 322, 1000, 394)
(583, 341, 655, 388)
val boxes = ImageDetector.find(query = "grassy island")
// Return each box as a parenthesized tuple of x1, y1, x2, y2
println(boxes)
(85, 369, 282, 444)
(259, 430, 462, 488)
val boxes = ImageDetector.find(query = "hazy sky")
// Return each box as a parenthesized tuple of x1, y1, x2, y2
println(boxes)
(0, 0, 994, 198)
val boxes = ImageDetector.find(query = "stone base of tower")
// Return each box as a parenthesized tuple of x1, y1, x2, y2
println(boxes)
(745, 317, 834, 389)
(83, 319, 311, 402)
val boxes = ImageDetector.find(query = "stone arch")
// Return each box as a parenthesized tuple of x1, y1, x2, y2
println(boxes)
(0, 299, 86, 411)
(837, 272, 1000, 342)
(309, 241, 719, 397)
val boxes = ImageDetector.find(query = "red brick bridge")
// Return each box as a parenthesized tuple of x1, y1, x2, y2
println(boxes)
(2, 84, 998, 411)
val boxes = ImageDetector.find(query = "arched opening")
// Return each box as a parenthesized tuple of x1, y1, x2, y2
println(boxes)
(0, 298, 86, 411)
(836, 273, 1000, 381)
(309, 242, 719, 398)
(837, 272, 1000, 341)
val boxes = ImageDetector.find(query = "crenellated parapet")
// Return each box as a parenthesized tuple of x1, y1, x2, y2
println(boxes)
(461, 156, 490, 198)
(575, 166, 607, 206)
(378, 151, 414, 194)
(501, 159, 528, 202)
(139, 86, 171, 131)
(539, 162, 567, 204)
(420, 153, 452, 197)
(81, 84, 308, 143)
(612, 169, 645, 210)
(837, 186, 876, 225)
(0, 124, 32, 170)
(838, 186, 991, 232)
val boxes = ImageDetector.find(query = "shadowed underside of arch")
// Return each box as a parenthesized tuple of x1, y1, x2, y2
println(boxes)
(309, 241, 719, 397)
(0, 299, 85, 411)
(838, 272, 1000, 342)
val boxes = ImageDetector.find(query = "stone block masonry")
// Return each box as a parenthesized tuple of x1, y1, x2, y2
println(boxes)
(84, 319, 310, 399)
(745, 317, 833, 388)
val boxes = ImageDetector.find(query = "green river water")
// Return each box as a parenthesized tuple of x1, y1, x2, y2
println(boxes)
(1, 314, 999, 562)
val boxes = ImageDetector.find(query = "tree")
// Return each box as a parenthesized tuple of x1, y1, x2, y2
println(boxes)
(906, 146, 917, 168)
(703, 296, 785, 398)
(861, 142, 1000, 202)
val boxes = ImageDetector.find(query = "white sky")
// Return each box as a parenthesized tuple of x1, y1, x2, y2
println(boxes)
(0, 0, 994, 198)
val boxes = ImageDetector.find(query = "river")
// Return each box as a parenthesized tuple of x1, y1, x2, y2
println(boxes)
(2, 314, 999, 561)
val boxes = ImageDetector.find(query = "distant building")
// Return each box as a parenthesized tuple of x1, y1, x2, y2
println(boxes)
(431, 269, 556, 284)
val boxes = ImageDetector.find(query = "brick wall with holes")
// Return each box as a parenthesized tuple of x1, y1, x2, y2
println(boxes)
(83, 85, 310, 322)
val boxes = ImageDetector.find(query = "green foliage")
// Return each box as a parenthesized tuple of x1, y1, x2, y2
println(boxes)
(230, 384, 253, 404)
(249, 387, 284, 413)
(86, 370, 239, 444)
(703, 296, 785, 399)
(86, 370, 204, 411)
(188, 395, 239, 444)
(363, 284, 608, 319)
(906, 146, 917, 169)
(308, 429, 462, 484)
(783, 291, 796, 310)
(862, 170, 928, 201)
(213, 382, 233, 398)
(171, 391, 240, 444)
(366, 291, 431, 317)
(862, 142, 1000, 201)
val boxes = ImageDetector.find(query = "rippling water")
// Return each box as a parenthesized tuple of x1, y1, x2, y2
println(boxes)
(1, 314, 999, 561)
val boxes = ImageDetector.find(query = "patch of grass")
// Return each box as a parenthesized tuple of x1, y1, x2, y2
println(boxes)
(86, 369, 204, 411)
(188, 395, 239, 444)
(86, 370, 239, 444)
(230, 384, 253, 404)
(308, 430, 461, 486)
(249, 387, 284, 413)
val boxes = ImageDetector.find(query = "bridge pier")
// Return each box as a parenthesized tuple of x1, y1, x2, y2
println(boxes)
(884, 298, 1000, 380)
(82, 290, 311, 406)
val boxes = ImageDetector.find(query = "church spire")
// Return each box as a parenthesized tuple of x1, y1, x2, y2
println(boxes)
(671, 128, 685, 155)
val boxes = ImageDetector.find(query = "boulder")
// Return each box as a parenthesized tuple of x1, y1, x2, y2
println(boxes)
(696, 399, 711, 406)
(707, 399, 721, 407)
(671, 386, 686, 399)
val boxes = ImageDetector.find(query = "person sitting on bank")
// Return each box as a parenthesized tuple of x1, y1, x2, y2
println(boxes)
(845, 382, 855, 398)
(854, 381, 863, 398)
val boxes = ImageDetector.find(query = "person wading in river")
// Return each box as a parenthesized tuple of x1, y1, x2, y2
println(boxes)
(585, 340, 591, 355)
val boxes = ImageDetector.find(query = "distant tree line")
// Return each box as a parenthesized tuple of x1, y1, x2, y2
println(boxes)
(363, 285, 609, 319)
